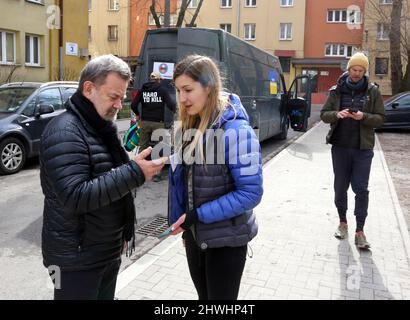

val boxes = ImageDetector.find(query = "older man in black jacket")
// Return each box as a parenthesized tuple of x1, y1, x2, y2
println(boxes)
(40, 55, 165, 300)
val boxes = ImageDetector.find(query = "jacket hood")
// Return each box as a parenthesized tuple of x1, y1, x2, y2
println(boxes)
(213, 93, 249, 129)
(141, 81, 162, 91)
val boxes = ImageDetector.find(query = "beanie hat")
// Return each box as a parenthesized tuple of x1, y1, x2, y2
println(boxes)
(150, 71, 162, 80)
(347, 52, 369, 71)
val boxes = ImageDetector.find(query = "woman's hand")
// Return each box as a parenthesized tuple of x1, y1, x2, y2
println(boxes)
(171, 214, 186, 235)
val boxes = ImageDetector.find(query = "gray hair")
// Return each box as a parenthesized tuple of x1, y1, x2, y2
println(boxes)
(78, 54, 131, 91)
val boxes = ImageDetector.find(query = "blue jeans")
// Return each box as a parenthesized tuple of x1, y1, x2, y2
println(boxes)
(331, 145, 374, 232)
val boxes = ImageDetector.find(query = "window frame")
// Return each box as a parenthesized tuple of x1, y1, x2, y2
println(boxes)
(245, 0, 256, 7)
(108, 25, 118, 41)
(244, 23, 256, 40)
(0, 30, 16, 65)
(327, 9, 347, 23)
(280, 0, 294, 7)
(25, 34, 40, 67)
(279, 23, 292, 40)
(220, 24, 232, 33)
(220, 0, 232, 8)
(375, 57, 389, 75)
(377, 23, 390, 40)
(108, 0, 120, 11)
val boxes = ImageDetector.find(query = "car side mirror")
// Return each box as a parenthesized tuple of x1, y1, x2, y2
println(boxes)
(35, 104, 55, 117)
(392, 102, 399, 109)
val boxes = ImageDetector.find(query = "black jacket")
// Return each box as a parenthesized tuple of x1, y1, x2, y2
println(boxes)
(40, 99, 145, 271)
(131, 81, 175, 122)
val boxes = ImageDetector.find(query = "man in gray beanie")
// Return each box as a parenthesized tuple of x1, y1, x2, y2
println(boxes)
(320, 52, 385, 249)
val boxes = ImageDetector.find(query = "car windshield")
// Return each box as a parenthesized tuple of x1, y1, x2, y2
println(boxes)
(0, 87, 36, 113)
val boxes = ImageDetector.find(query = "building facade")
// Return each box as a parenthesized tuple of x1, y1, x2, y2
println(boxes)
(88, 0, 130, 59)
(296, 0, 365, 103)
(129, 0, 178, 58)
(362, 0, 408, 96)
(187, 0, 306, 87)
(50, 0, 89, 81)
(0, 0, 88, 84)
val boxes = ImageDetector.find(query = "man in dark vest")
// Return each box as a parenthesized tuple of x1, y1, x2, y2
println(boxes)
(321, 52, 385, 249)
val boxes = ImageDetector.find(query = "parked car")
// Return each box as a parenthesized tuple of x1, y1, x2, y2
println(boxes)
(380, 91, 410, 130)
(0, 81, 78, 175)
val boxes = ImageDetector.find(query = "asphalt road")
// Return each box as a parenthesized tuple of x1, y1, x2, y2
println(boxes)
(0, 106, 321, 300)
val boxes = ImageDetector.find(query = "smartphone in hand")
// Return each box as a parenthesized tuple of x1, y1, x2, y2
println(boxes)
(157, 225, 174, 239)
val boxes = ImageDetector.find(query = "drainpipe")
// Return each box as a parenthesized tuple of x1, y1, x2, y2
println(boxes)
(58, 0, 64, 80)
(236, 0, 241, 37)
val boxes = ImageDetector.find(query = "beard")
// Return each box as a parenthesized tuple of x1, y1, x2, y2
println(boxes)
(104, 110, 118, 122)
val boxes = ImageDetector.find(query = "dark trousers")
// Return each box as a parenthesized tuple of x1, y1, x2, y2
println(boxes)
(51, 259, 121, 300)
(331, 145, 374, 232)
(184, 230, 247, 300)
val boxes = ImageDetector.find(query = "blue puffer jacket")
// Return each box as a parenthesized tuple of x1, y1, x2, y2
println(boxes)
(168, 94, 263, 248)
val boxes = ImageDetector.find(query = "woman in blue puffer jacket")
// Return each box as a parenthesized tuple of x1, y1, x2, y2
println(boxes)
(168, 55, 263, 300)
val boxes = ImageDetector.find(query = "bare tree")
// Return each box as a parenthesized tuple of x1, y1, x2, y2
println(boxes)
(367, 0, 410, 94)
(149, 0, 204, 28)
(0, 65, 22, 85)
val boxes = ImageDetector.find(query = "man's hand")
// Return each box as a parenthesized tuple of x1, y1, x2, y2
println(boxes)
(348, 110, 364, 121)
(133, 147, 167, 181)
(337, 109, 364, 121)
(337, 109, 351, 119)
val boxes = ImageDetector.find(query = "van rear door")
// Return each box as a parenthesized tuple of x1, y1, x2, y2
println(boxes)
(286, 75, 311, 132)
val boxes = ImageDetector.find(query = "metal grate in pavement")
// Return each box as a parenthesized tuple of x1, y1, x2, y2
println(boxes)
(136, 216, 169, 237)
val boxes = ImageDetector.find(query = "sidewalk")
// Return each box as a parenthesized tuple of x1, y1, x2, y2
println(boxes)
(115, 121, 410, 300)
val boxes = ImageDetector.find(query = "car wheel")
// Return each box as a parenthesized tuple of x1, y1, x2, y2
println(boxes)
(0, 137, 27, 175)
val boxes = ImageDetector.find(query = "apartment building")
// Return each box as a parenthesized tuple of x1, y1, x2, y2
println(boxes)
(295, 0, 365, 102)
(88, 0, 130, 60)
(49, 0, 89, 81)
(129, 0, 178, 60)
(0, 0, 88, 83)
(362, 0, 409, 96)
(187, 0, 306, 87)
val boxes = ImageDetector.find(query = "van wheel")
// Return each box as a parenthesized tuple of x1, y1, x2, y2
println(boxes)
(0, 137, 27, 175)
(276, 117, 289, 140)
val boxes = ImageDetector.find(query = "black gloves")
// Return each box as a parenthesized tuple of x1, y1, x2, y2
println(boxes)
(180, 208, 198, 230)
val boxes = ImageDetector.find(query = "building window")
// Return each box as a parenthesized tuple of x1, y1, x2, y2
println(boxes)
(25, 35, 40, 66)
(280, 0, 294, 7)
(375, 58, 388, 75)
(108, 25, 118, 41)
(88, 26, 92, 41)
(377, 23, 390, 40)
(188, 0, 199, 8)
(245, 0, 256, 7)
(279, 57, 291, 73)
(346, 45, 358, 57)
(327, 10, 347, 23)
(220, 24, 232, 33)
(88, 0, 92, 11)
(148, 14, 177, 26)
(280, 23, 292, 40)
(325, 43, 358, 57)
(221, 0, 232, 8)
(0, 31, 16, 64)
(380, 0, 392, 4)
(108, 0, 120, 11)
(244, 24, 256, 40)
(347, 9, 361, 24)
